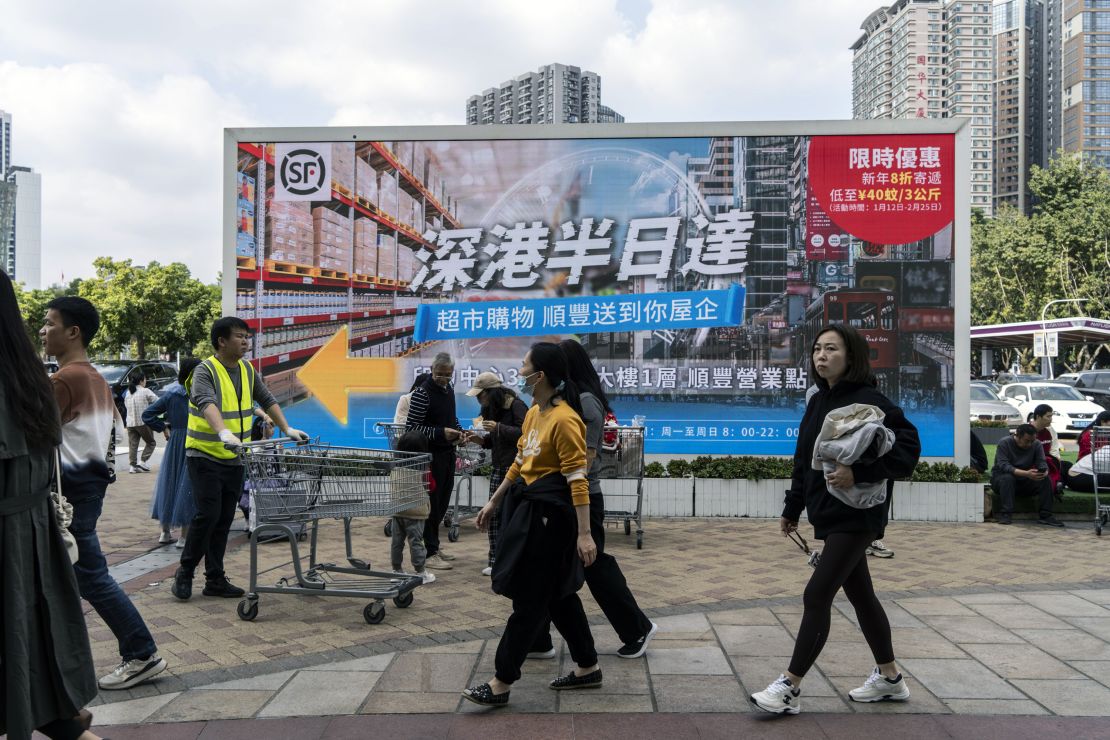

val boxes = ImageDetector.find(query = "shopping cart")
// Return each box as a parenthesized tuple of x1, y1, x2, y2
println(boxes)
(374, 421, 490, 542)
(1093, 427, 1110, 536)
(235, 438, 428, 625)
(595, 426, 647, 549)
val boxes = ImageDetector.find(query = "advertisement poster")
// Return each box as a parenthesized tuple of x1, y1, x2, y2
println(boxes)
(231, 132, 957, 455)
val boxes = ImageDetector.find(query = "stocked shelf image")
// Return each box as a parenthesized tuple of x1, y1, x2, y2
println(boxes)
(235, 139, 457, 404)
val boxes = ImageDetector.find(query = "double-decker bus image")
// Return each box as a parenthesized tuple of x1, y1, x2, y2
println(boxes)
(799, 289, 899, 393)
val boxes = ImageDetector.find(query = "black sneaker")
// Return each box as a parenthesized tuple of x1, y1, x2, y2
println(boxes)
(171, 567, 192, 600)
(617, 621, 659, 659)
(1038, 516, 1065, 528)
(549, 668, 603, 690)
(203, 576, 245, 598)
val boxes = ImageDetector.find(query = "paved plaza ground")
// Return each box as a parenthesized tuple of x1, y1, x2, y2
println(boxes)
(73, 447, 1110, 738)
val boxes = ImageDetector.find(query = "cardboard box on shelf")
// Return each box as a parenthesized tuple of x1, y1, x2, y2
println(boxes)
(412, 145, 426, 182)
(377, 234, 397, 280)
(353, 245, 377, 276)
(378, 175, 398, 221)
(356, 157, 378, 204)
(330, 143, 355, 195)
(266, 201, 314, 264)
(393, 141, 413, 172)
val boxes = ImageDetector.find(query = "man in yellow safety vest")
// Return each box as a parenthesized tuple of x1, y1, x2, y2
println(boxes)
(172, 317, 308, 601)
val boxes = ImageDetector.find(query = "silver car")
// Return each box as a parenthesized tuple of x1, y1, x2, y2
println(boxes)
(970, 384, 1022, 426)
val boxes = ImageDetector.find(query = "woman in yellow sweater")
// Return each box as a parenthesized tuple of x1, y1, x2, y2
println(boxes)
(462, 342, 600, 707)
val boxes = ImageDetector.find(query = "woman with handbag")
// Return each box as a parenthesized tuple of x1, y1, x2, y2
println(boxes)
(0, 269, 102, 740)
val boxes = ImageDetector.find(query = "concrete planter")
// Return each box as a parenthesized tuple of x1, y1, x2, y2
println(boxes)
(972, 426, 1012, 446)
(891, 481, 985, 522)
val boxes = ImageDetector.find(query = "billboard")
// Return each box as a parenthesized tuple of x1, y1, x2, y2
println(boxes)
(224, 122, 968, 458)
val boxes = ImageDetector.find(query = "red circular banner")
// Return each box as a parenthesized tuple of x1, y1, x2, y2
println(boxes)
(807, 135, 954, 246)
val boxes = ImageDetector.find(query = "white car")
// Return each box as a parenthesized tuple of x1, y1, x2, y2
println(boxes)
(998, 382, 1104, 436)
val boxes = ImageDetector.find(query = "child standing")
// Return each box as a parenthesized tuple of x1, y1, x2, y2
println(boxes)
(392, 431, 436, 584)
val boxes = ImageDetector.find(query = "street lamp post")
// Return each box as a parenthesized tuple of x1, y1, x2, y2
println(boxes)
(1039, 298, 1089, 379)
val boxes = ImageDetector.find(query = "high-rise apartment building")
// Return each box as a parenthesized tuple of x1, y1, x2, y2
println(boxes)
(1044, 0, 1062, 156)
(851, 0, 996, 215)
(0, 110, 11, 177)
(466, 64, 624, 125)
(993, 0, 1045, 213)
(1060, 0, 1110, 167)
(7, 167, 41, 289)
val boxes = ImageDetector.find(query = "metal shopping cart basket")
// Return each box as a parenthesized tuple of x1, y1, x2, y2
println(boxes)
(1093, 427, 1110, 536)
(595, 426, 647, 549)
(374, 422, 490, 542)
(235, 438, 429, 625)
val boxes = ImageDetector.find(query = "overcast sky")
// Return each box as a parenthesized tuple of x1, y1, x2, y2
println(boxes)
(0, 0, 886, 285)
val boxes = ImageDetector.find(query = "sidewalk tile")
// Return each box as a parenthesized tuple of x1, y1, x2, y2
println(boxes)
(889, 628, 969, 658)
(653, 674, 746, 712)
(414, 640, 484, 654)
(304, 653, 395, 672)
(899, 658, 1025, 699)
(652, 613, 709, 632)
(558, 692, 654, 713)
(1014, 629, 1110, 661)
(825, 675, 949, 713)
(324, 714, 449, 739)
(1070, 660, 1110, 688)
(379, 652, 477, 692)
(716, 625, 795, 656)
(1010, 678, 1110, 715)
(196, 716, 329, 739)
(967, 604, 1072, 630)
(942, 699, 1048, 715)
(1017, 593, 1110, 617)
(707, 608, 779, 626)
(809, 641, 875, 678)
(587, 656, 651, 694)
(693, 712, 827, 738)
(959, 644, 1083, 679)
(90, 692, 181, 726)
(1070, 589, 1110, 605)
(955, 593, 1024, 605)
(918, 615, 1026, 644)
(196, 671, 295, 691)
(259, 670, 378, 717)
(1063, 616, 1110, 641)
(575, 713, 697, 740)
(361, 690, 463, 714)
(646, 646, 732, 675)
(896, 597, 976, 616)
(148, 690, 272, 722)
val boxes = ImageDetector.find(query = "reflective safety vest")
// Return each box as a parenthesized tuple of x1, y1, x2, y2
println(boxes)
(185, 357, 254, 460)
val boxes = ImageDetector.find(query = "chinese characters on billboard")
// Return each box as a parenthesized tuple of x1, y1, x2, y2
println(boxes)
(230, 132, 957, 455)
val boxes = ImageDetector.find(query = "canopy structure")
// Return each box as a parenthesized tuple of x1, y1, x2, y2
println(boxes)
(970, 316, 1110, 377)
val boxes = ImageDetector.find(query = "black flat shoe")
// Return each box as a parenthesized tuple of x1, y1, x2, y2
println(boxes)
(549, 668, 603, 690)
(462, 682, 510, 706)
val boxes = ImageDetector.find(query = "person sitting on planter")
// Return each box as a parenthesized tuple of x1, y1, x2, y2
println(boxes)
(1077, 411, 1110, 459)
(1027, 405, 1068, 498)
(990, 424, 1062, 527)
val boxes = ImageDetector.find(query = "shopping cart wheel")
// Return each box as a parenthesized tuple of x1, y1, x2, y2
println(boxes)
(393, 591, 414, 608)
(624, 519, 631, 536)
(636, 532, 643, 550)
(237, 598, 259, 622)
(383, 520, 393, 537)
(364, 602, 386, 624)
(443, 513, 453, 528)
(448, 525, 459, 543)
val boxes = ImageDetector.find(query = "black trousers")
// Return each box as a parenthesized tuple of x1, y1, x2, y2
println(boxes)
(991, 472, 1054, 518)
(533, 494, 652, 648)
(1065, 472, 1110, 493)
(423, 450, 455, 557)
(788, 531, 894, 678)
(181, 457, 244, 581)
(495, 501, 597, 684)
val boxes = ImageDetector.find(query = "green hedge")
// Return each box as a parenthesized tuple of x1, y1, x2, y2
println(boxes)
(643, 456, 984, 483)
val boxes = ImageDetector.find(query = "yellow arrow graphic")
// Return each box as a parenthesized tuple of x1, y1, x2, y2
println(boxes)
(296, 326, 403, 425)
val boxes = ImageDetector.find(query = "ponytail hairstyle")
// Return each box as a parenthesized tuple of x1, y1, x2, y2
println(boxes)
(128, 371, 147, 395)
(558, 338, 613, 414)
(528, 341, 583, 418)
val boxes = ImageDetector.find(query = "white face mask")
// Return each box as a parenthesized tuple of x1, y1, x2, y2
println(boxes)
(517, 371, 540, 396)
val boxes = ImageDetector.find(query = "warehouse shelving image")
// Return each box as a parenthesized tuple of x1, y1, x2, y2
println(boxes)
(235, 140, 457, 404)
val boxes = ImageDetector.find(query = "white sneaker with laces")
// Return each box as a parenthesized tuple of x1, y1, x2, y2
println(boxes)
(175, 537, 186, 549)
(420, 570, 436, 584)
(98, 654, 168, 690)
(128, 465, 141, 474)
(848, 667, 910, 702)
(866, 540, 894, 558)
(750, 674, 801, 714)
(481, 566, 493, 576)
(158, 531, 173, 545)
(136, 462, 151, 472)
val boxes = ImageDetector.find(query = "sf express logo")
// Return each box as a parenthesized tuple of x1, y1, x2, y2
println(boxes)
(279, 148, 327, 196)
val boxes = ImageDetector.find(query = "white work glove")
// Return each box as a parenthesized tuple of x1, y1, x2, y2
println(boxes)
(218, 429, 241, 448)
(285, 427, 309, 443)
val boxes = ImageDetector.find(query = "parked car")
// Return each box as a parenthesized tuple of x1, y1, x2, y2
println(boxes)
(1054, 371, 1110, 411)
(92, 360, 178, 422)
(971, 379, 1002, 395)
(998, 381, 1105, 436)
(969, 384, 1022, 426)
(995, 372, 1045, 385)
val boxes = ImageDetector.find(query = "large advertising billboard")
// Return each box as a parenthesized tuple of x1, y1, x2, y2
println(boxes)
(225, 123, 966, 458)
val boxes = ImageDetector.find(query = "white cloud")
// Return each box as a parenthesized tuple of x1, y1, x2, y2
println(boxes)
(0, 0, 884, 284)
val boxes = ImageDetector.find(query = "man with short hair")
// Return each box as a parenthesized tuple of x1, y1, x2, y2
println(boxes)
(41, 296, 168, 690)
(991, 423, 1062, 527)
(172, 316, 308, 601)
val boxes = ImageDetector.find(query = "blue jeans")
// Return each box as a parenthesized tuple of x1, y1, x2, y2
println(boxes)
(69, 492, 157, 662)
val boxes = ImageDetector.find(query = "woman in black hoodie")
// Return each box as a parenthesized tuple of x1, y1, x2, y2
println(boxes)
(750, 324, 921, 715)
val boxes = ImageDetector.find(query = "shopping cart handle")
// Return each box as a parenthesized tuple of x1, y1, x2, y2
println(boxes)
(225, 436, 310, 451)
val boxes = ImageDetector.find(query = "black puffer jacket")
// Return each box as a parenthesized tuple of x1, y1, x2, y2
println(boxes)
(782, 379, 920, 540)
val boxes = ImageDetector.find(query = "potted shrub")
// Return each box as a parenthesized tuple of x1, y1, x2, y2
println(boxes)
(971, 419, 1012, 446)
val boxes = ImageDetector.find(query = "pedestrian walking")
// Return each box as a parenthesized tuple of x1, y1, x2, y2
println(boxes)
(751, 323, 920, 714)
(40, 295, 168, 691)
(1, 271, 103, 739)
(124, 373, 157, 473)
(524, 340, 657, 658)
(463, 342, 601, 707)
(142, 358, 201, 547)
(405, 353, 463, 570)
(463, 371, 527, 576)
(390, 431, 436, 584)
(172, 317, 309, 602)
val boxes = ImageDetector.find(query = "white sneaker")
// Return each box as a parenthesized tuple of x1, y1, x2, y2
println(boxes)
(158, 531, 173, 545)
(98, 654, 168, 690)
(849, 667, 910, 702)
(750, 674, 801, 714)
(175, 538, 186, 549)
(526, 647, 557, 659)
(866, 540, 894, 558)
(136, 462, 151, 472)
(420, 571, 436, 584)
(128, 465, 141, 474)
(481, 566, 493, 576)
(425, 554, 453, 570)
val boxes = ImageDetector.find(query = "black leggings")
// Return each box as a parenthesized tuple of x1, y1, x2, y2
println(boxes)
(37, 717, 86, 740)
(788, 531, 894, 678)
